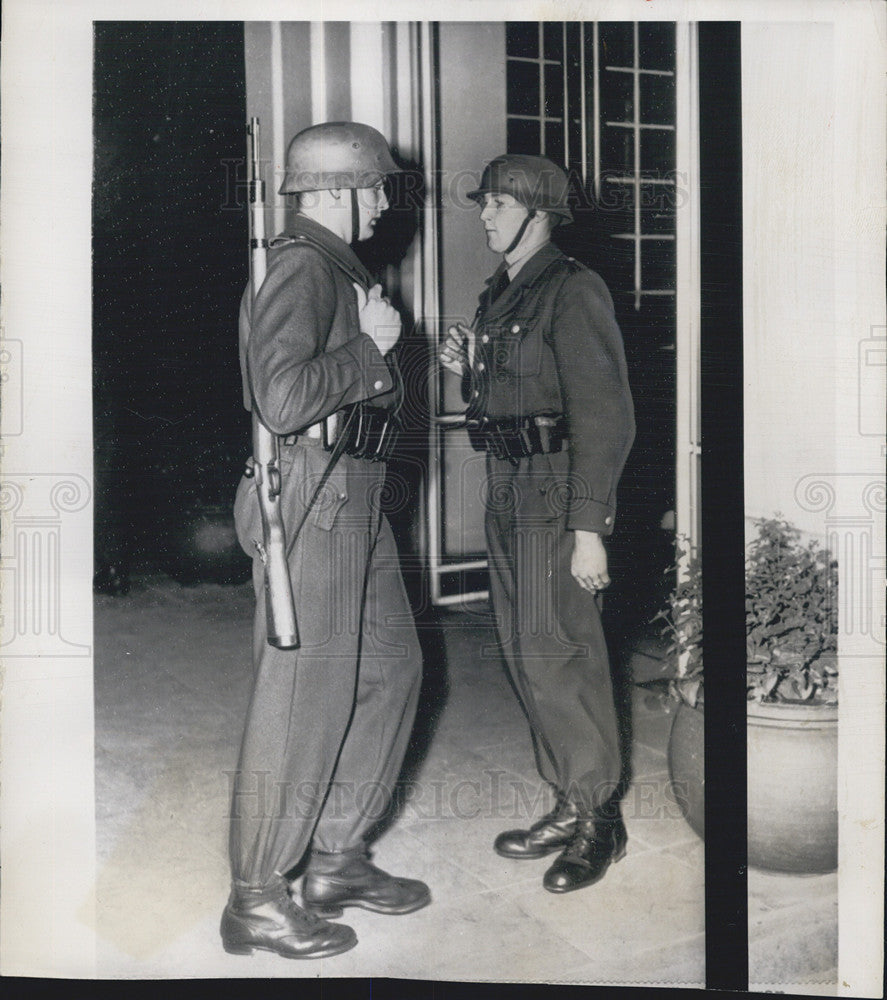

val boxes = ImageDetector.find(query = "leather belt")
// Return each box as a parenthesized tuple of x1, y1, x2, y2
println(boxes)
(282, 421, 324, 446)
(281, 403, 399, 463)
(467, 413, 567, 463)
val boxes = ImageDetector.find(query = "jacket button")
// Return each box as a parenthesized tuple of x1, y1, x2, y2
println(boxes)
(373, 379, 384, 390)
(605, 516, 613, 525)
(476, 362, 485, 372)
(511, 324, 520, 334)
(481, 334, 490, 344)
(472, 389, 480, 398)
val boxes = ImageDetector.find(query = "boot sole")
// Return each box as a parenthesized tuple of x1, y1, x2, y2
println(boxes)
(222, 936, 357, 959)
(304, 893, 431, 920)
(494, 843, 567, 860)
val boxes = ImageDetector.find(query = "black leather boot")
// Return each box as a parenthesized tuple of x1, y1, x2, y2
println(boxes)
(493, 798, 579, 859)
(542, 812, 628, 893)
(220, 880, 357, 959)
(301, 846, 431, 919)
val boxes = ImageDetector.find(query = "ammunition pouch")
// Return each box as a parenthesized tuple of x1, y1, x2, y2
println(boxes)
(467, 413, 567, 463)
(330, 401, 401, 462)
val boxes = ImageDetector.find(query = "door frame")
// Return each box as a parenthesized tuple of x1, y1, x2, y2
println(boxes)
(422, 19, 702, 606)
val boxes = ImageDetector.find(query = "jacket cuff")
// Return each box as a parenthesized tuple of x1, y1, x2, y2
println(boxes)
(339, 334, 394, 398)
(566, 499, 616, 535)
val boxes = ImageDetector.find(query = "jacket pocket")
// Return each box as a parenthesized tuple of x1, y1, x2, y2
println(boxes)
(297, 445, 349, 532)
(494, 316, 545, 378)
(308, 477, 349, 531)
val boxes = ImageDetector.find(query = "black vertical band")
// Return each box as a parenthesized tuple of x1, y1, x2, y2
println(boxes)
(698, 21, 748, 992)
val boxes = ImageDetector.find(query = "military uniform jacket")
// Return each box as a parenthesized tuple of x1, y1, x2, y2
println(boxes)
(238, 214, 394, 434)
(467, 242, 635, 535)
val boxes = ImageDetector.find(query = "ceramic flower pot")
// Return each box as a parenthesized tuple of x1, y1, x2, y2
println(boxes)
(747, 699, 838, 873)
(667, 699, 705, 840)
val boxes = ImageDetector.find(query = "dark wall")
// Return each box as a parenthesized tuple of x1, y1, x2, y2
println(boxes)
(93, 23, 248, 577)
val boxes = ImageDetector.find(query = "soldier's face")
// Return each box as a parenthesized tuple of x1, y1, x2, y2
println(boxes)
(479, 192, 529, 254)
(356, 182, 389, 241)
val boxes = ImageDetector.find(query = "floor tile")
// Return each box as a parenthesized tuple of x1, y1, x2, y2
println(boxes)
(564, 932, 705, 987)
(630, 739, 669, 782)
(500, 845, 704, 965)
(378, 889, 593, 982)
(90, 578, 833, 984)
(748, 869, 838, 989)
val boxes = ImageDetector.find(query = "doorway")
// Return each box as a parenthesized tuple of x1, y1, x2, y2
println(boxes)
(429, 21, 688, 647)
(92, 22, 249, 590)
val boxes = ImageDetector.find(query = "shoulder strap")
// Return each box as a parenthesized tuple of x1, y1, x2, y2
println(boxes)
(535, 257, 583, 350)
(266, 233, 372, 358)
(269, 233, 372, 290)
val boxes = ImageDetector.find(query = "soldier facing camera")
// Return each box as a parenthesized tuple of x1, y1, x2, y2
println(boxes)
(440, 153, 636, 895)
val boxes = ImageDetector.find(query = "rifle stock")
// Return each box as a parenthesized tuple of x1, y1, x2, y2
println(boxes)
(247, 117, 299, 649)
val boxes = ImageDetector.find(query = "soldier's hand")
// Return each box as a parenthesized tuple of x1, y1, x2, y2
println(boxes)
(439, 323, 474, 375)
(571, 530, 610, 594)
(354, 282, 401, 356)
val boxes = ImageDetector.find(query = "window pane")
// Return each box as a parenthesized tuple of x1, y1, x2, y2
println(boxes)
(600, 69, 634, 123)
(543, 21, 563, 60)
(506, 22, 539, 59)
(566, 21, 582, 61)
(640, 189, 676, 235)
(545, 121, 564, 164)
(597, 176, 633, 216)
(544, 62, 564, 119)
(599, 22, 634, 69)
(641, 238, 676, 291)
(507, 59, 540, 116)
(640, 72, 676, 127)
(565, 24, 583, 173)
(638, 22, 675, 72)
(601, 240, 635, 291)
(641, 127, 675, 173)
(507, 117, 541, 155)
(601, 123, 634, 174)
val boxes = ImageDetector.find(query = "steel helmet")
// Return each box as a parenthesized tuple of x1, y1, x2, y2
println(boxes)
(279, 121, 401, 194)
(468, 154, 573, 223)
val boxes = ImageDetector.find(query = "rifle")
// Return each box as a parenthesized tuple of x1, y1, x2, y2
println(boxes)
(245, 117, 299, 649)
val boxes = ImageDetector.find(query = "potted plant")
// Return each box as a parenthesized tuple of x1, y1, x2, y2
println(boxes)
(655, 517, 839, 873)
(744, 516, 838, 873)
(653, 541, 704, 839)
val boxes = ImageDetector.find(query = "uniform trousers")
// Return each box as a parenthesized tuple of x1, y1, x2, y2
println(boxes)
(229, 439, 422, 888)
(484, 451, 622, 816)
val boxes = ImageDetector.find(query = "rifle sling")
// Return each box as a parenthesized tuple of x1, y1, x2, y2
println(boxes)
(284, 402, 359, 560)
(254, 232, 375, 558)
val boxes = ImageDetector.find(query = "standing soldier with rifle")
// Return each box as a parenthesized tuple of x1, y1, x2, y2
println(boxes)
(222, 121, 429, 960)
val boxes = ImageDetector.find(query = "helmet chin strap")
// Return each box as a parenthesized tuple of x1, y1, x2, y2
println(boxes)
(351, 188, 360, 244)
(504, 208, 536, 256)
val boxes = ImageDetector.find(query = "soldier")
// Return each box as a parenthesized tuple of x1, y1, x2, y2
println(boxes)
(222, 122, 429, 960)
(440, 154, 635, 894)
